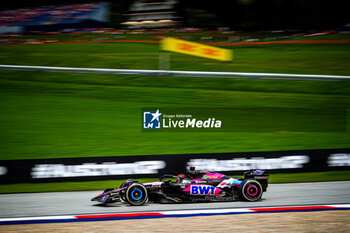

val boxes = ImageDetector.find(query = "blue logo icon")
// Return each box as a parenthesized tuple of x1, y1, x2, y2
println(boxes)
(143, 109, 162, 129)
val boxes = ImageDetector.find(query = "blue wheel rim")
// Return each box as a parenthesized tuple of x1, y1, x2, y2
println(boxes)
(131, 188, 143, 200)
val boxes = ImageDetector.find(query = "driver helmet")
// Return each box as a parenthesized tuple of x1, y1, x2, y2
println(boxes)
(188, 166, 196, 176)
(177, 174, 186, 183)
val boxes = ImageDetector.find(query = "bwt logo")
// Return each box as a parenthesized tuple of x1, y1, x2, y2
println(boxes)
(143, 109, 162, 129)
(190, 185, 216, 195)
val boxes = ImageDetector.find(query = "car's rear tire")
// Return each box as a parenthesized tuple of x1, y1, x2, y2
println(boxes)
(239, 179, 263, 201)
(125, 183, 148, 206)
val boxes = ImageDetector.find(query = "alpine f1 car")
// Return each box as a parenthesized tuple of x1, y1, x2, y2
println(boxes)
(91, 167, 269, 206)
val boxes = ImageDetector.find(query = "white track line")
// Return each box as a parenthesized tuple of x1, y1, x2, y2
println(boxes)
(0, 215, 75, 222)
(0, 64, 349, 81)
(159, 208, 254, 215)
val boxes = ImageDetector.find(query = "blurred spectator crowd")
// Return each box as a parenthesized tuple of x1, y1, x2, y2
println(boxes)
(0, 3, 101, 26)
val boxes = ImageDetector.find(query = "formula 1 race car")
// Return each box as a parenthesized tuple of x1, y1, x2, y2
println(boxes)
(91, 167, 269, 206)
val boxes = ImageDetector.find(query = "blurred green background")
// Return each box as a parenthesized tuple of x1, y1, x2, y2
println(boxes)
(0, 31, 349, 192)
(0, 38, 349, 160)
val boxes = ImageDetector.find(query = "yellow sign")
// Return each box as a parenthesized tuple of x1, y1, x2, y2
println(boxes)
(161, 37, 232, 62)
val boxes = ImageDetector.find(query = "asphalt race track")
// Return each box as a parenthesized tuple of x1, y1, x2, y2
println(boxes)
(0, 181, 349, 218)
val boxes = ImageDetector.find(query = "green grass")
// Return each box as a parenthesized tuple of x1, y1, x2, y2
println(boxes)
(0, 42, 350, 75)
(269, 170, 350, 183)
(0, 171, 349, 194)
(0, 178, 152, 194)
(0, 70, 349, 160)
(0, 42, 349, 160)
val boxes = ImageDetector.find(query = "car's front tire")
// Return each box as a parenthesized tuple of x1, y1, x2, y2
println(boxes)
(125, 183, 148, 206)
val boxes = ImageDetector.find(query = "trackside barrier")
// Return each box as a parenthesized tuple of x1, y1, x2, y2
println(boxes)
(0, 64, 350, 81)
(0, 148, 349, 184)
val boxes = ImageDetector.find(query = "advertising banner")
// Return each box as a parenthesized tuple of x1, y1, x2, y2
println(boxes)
(161, 37, 233, 61)
(0, 148, 349, 184)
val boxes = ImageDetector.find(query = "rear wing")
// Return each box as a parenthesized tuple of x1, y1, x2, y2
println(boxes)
(244, 170, 269, 191)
